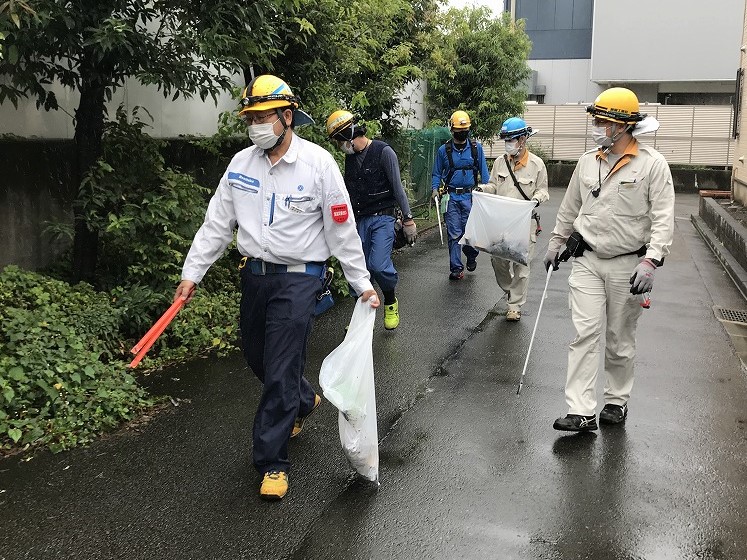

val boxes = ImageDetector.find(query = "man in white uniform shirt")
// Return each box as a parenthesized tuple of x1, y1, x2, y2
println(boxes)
(544, 87, 674, 432)
(174, 75, 378, 500)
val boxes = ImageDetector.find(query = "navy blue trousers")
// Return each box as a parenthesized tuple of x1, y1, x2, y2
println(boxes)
(445, 195, 479, 272)
(356, 214, 398, 293)
(239, 269, 320, 474)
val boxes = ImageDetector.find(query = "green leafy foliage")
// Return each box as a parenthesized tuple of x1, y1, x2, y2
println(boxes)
(0, 0, 294, 281)
(81, 107, 211, 296)
(148, 290, 240, 366)
(425, 8, 532, 140)
(0, 105, 250, 453)
(0, 0, 284, 110)
(254, 0, 440, 139)
(526, 141, 549, 166)
(0, 266, 152, 452)
(0, 264, 241, 454)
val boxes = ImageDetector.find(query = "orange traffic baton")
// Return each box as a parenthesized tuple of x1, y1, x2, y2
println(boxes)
(129, 295, 189, 368)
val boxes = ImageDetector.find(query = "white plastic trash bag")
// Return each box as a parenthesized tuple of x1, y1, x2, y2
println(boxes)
(319, 298, 379, 482)
(460, 191, 536, 265)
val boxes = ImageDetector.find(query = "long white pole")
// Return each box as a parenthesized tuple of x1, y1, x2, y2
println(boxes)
(435, 194, 444, 245)
(517, 266, 553, 395)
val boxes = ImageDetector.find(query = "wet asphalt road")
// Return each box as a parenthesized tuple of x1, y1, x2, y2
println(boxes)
(1, 192, 746, 560)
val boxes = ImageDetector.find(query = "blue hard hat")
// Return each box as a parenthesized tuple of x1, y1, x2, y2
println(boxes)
(500, 117, 532, 140)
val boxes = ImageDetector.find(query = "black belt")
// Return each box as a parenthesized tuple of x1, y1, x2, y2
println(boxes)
(448, 187, 472, 194)
(361, 207, 397, 218)
(585, 245, 647, 258)
(619, 246, 647, 258)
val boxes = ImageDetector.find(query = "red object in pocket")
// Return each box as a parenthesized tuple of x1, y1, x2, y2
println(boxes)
(331, 204, 349, 223)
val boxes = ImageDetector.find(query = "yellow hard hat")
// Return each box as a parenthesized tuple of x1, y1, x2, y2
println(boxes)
(587, 87, 645, 124)
(326, 110, 356, 139)
(449, 110, 471, 130)
(238, 75, 300, 116)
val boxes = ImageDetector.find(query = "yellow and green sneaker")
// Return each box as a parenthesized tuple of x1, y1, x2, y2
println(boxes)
(384, 299, 400, 330)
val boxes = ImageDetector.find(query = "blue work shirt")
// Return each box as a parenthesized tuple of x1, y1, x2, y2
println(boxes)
(431, 139, 490, 201)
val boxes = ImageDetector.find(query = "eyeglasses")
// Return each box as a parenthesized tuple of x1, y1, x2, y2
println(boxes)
(242, 111, 279, 125)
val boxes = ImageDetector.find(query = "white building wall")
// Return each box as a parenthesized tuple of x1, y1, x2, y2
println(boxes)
(528, 59, 602, 104)
(395, 79, 427, 129)
(591, 0, 743, 83)
(0, 77, 242, 139)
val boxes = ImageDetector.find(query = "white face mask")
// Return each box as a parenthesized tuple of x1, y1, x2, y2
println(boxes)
(248, 119, 281, 150)
(505, 140, 520, 156)
(340, 141, 356, 155)
(591, 125, 613, 148)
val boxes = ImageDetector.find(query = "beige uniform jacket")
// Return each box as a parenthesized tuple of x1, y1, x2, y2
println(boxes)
(483, 150, 549, 204)
(548, 140, 675, 263)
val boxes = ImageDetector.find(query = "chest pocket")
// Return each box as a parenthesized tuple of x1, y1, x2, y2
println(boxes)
(275, 194, 318, 217)
(613, 174, 649, 217)
(579, 174, 601, 214)
(516, 177, 534, 196)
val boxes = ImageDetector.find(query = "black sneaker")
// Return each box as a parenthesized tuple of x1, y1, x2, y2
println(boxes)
(449, 270, 464, 280)
(599, 403, 628, 424)
(466, 259, 477, 272)
(553, 414, 598, 432)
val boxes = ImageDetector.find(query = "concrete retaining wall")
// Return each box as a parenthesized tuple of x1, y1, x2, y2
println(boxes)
(545, 162, 730, 192)
(0, 138, 234, 271)
(699, 196, 747, 273)
(0, 140, 76, 270)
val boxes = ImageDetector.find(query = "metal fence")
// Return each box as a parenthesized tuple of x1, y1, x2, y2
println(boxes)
(483, 104, 736, 166)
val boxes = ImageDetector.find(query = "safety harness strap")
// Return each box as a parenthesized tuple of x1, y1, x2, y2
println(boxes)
(445, 140, 479, 187)
(505, 154, 541, 235)
(504, 154, 531, 201)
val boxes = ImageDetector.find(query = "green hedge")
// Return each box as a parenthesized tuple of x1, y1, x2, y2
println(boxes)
(0, 265, 240, 453)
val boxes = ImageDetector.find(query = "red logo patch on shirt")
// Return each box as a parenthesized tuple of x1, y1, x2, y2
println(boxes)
(331, 204, 349, 223)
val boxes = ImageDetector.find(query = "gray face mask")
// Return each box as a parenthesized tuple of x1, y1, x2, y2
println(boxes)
(591, 125, 613, 148)
(340, 141, 356, 155)
(592, 122, 630, 149)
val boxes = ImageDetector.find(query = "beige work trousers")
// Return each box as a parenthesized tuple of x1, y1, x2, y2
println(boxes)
(491, 240, 536, 312)
(565, 251, 644, 416)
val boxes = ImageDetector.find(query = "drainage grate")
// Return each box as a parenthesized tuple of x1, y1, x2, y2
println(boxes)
(713, 306, 747, 324)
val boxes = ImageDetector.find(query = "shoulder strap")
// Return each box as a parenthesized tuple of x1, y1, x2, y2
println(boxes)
(504, 154, 530, 200)
(470, 140, 478, 186)
(445, 141, 456, 186)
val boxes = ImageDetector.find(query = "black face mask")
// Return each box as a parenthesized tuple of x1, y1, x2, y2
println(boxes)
(452, 131, 469, 143)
